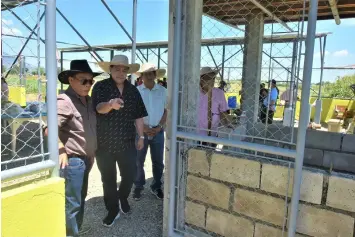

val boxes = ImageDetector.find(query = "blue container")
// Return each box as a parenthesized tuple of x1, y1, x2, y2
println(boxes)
(228, 96, 237, 109)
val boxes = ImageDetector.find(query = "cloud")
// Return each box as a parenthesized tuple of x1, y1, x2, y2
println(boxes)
(2, 26, 22, 36)
(2, 19, 13, 25)
(333, 50, 349, 57)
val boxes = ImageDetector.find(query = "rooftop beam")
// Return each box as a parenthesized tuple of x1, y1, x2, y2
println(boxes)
(328, 0, 341, 25)
(248, 0, 294, 32)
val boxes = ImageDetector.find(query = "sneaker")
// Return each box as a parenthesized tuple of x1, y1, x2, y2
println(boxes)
(78, 224, 91, 236)
(119, 198, 131, 214)
(151, 188, 164, 200)
(102, 211, 120, 227)
(133, 188, 142, 201)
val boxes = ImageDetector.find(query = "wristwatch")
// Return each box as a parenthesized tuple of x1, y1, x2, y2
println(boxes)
(139, 136, 145, 140)
(158, 124, 163, 129)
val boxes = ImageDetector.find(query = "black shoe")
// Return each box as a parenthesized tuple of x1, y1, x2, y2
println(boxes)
(151, 188, 164, 200)
(133, 188, 142, 201)
(119, 198, 131, 214)
(102, 211, 120, 227)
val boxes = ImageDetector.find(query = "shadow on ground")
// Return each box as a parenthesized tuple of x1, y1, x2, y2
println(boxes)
(82, 177, 164, 237)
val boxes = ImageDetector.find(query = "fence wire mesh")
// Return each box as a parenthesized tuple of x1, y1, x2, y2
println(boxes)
(1, 0, 49, 171)
(173, 0, 312, 236)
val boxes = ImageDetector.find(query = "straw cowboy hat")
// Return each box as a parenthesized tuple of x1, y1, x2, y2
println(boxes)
(200, 66, 220, 77)
(135, 63, 166, 78)
(98, 55, 140, 74)
(58, 60, 102, 84)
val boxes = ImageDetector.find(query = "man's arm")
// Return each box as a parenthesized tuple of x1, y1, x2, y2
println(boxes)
(135, 117, 144, 137)
(159, 109, 167, 126)
(96, 101, 113, 114)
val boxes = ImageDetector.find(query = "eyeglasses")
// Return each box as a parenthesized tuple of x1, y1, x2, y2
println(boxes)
(74, 77, 95, 86)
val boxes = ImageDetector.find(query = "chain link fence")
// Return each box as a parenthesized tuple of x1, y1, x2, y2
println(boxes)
(1, 0, 49, 173)
(167, 0, 318, 236)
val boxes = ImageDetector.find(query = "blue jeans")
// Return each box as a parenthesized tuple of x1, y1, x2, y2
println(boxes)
(60, 157, 91, 237)
(135, 130, 164, 191)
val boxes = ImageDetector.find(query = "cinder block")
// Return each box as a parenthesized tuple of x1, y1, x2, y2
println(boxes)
(323, 151, 355, 173)
(187, 149, 209, 176)
(233, 189, 285, 226)
(342, 134, 355, 153)
(210, 154, 261, 188)
(327, 175, 355, 212)
(206, 209, 254, 237)
(305, 130, 342, 151)
(185, 201, 206, 228)
(293, 204, 354, 237)
(254, 223, 304, 237)
(186, 175, 230, 209)
(260, 164, 323, 204)
(304, 148, 324, 167)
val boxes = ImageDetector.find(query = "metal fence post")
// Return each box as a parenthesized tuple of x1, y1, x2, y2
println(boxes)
(45, 0, 59, 177)
(131, 0, 138, 85)
(287, 0, 319, 236)
(167, 0, 183, 235)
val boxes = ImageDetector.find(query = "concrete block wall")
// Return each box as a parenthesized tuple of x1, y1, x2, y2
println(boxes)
(184, 149, 355, 237)
(252, 127, 355, 174)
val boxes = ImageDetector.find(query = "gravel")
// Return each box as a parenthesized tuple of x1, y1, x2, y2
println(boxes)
(82, 153, 163, 237)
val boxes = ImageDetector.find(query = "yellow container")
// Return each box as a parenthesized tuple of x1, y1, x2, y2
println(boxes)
(8, 86, 26, 107)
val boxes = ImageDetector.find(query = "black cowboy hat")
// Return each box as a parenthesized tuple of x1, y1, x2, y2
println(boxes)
(58, 60, 102, 84)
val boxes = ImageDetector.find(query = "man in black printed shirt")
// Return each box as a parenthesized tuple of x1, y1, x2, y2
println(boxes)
(92, 55, 147, 227)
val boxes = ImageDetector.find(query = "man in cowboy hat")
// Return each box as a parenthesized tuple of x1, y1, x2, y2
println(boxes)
(92, 55, 147, 227)
(133, 63, 167, 201)
(47, 59, 101, 236)
(198, 67, 231, 146)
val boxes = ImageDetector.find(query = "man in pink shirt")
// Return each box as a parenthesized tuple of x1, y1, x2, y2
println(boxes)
(198, 67, 230, 146)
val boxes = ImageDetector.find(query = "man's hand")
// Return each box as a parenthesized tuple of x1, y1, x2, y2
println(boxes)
(136, 137, 144, 150)
(59, 152, 68, 169)
(109, 98, 124, 110)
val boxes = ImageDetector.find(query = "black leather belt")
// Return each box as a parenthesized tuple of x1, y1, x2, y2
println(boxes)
(67, 155, 87, 160)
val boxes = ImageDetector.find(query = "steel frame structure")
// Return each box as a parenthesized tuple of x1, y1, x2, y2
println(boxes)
(1, 1, 352, 237)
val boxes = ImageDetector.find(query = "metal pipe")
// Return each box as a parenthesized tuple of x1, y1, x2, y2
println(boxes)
(328, 0, 341, 25)
(1, 160, 56, 181)
(1, 153, 50, 165)
(60, 51, 64, 91)
(248, 0, 293, 32)
(46, 0, 60, 177)
(168, 0, 183, 235)
(177, 131, 297, 158)
(206, 46, 223, 78)
(158, 47, 161, 68)
(131, 0, 138, 85)
(288, 0, 319, 236)
(318, 36, 327, 99)
(56, 7, 104, 62)
(221, 44, 225, 80)
(36, 0, 45, 160)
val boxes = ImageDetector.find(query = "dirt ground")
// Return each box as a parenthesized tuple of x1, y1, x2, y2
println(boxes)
(82, 150, 164, 237)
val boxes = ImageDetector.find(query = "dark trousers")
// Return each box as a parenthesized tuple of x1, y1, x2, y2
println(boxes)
(260, 105, 275, 124)
(135, 130, 165, 191)
(61, 157, 92, 237)
(96, 146, 137, 213)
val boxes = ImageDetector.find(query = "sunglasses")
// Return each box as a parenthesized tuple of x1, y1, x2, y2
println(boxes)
(74, 77, 95, 86)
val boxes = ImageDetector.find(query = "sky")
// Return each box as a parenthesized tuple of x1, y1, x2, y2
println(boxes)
(1, 0, 355, 83)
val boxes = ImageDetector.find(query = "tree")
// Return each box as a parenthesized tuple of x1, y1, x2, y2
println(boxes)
(2, 65, 7, 73)
(322, 74, 355, 98)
